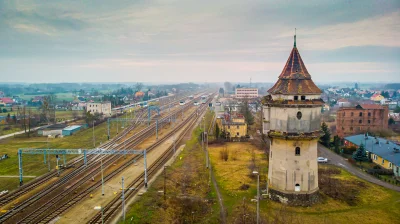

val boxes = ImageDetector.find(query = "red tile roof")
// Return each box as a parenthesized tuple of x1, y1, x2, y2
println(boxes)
(268, 37, 321, 95)
(0, 97, 13, 104)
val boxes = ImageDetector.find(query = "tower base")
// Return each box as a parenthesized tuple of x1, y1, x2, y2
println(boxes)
(269, 188, 319, 206)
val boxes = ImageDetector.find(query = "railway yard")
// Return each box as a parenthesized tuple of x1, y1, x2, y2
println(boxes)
(0, 91, 214, 224)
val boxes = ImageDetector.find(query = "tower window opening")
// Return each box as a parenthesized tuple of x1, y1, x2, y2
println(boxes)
(301, 95, 306, 100)
(295, 184, 300, 192)
(296, 111, 302, 120)
(294, 96, 298, 100)
(295, 147, 300, 156)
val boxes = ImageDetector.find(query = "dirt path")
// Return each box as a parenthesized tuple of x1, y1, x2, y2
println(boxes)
(210, 163, 226, 223)
(318, 143, 400, 192)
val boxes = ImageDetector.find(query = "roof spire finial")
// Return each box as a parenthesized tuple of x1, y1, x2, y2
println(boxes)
(294, 28, 297, 47)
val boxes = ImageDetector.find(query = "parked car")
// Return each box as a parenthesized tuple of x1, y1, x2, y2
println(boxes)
(317, 157, 328, 163)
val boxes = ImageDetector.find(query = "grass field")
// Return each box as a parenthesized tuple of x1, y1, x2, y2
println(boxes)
(123, 125, 220, 223)
(18, 93, 75, 102)
(0, 120, 119, 191)
(208, 142, 400, 224)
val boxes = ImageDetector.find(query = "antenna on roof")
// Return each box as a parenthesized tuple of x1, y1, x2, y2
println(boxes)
(294, 28, 297, 47)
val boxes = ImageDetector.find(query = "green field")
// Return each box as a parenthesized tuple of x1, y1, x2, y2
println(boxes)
(0, 120, 120, 191)
(18, 93, 75, 102)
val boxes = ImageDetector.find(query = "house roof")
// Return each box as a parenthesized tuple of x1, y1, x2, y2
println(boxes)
(344, 134, 400, 166)
(0, 97, 13, 104)
(338, 98, 349, 103)
(359, 104, 384, 109)
(371, 93, 383, 99)
(63, 125, 81, 131)
(268, 35, 321, 95)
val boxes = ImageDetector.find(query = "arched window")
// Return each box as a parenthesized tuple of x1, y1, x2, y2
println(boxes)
(295, 183, 300, 192)
(294, 96, 299, 100)
(301, 95, 306, 100)
(295, 147, 300, 156)
(296, 111, 302, 120)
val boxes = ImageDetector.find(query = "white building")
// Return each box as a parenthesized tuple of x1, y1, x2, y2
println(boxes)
(235, 88, 258, 98)
(86, 102, 112, 116)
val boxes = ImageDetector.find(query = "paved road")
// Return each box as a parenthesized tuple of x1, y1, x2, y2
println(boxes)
(0, 119, 77, 140)
(317, 143, 400, 192)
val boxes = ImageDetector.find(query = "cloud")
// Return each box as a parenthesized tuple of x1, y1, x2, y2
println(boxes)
(285, 11, 400, 50)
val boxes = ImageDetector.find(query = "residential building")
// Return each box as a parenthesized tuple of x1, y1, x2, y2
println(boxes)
(344, 134, 400, 178)
(337, 98, 351, 107)
(86, 101, 112, 116)
(0, 91, 4, 97)
(0, 97, 14, 106)
(262, 34, 323, 205)
(370, 93, 384, 102)
(235, 88, 258, 99)
(216, 113, 248, 139)
(336, 104, 389, 138)
(389, 113, 400, 124)
(72, 103, 86, 111)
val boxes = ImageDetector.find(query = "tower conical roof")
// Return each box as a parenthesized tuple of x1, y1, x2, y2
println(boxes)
(268, 35, 321, 95)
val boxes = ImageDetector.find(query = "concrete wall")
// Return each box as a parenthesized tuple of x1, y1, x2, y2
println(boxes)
(268, 139, 319, 193)
(271, 94, 321, 100)
(263, 106, 321, 133)
(38, 129, 63, 136)
(86, 102, 112, 116)
(224, 123, 247, 137)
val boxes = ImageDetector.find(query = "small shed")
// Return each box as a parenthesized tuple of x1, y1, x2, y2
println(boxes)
(38, 124, 68, 136)
(62, 125, 82, 136)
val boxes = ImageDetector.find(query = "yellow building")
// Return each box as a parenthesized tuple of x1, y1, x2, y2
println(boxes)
(344, 134, 400, 177)
(217, 115, 248, 139)
(370, 93, 384, 102)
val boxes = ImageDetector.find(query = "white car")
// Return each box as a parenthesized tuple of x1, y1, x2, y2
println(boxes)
(194, 102, 199, 106)
(317, 157, 328, 163)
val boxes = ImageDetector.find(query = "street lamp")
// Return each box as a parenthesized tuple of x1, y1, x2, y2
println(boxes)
(47, 135, 51, 171)
(92, 120, 95, 147)
(94, 206, 104, 224)
(252, 170, 260, 224)
(101, 159, 104, 196)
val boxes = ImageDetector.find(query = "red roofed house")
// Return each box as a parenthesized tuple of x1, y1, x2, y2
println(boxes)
(336, 104, 389, 137)
(0, 97, 14, 106)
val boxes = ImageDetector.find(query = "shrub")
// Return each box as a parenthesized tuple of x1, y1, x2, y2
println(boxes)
(367, 168, 394, 175)
(219, 146, 229, 161)
(239, 184, 250, 190)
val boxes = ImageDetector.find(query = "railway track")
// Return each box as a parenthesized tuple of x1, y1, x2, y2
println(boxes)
(0, 92, 196, 207)
(0, 92, 209, 224)
(31, 99, 211, 224)
(88, 97, 213, 224)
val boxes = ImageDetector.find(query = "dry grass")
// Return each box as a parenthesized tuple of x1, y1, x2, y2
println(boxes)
(209, 142, 267, 193)
(208, 142, 400, 224)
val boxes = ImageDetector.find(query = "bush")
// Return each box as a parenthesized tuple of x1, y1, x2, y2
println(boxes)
(367, 168, 394, 175)
(342, 147, 357, 155)
(219, 146, 229, 161)
(239, 184, 250, 190)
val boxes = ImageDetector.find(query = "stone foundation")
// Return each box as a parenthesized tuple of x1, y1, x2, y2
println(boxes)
(269, 189, 319, 206)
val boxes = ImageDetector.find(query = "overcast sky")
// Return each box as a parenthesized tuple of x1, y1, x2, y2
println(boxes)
(0, 0, 399, 83)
